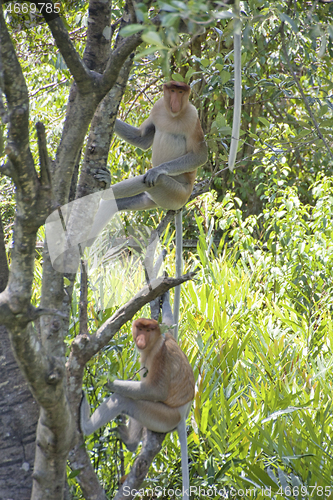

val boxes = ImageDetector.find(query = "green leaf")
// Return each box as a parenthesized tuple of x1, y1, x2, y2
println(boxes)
(207, 290, 214, 321)
(201, 403, 210, 433)
(246, 464, 279, 489)
(258, 117, 270, 127)
(119, 24, 143, 37)
(159, 2, 178, 12)
(220, 70, 231, 85)
(201, 58, 210, 68)
(185, 67, 195, 80)
(224, 87, 234, 99)
(278, 12, 298, 33)
(262, 407, 302, 423)
(318, 34, 327, 58)
(142, 31, 165, 47)
(171, 73, 184, 82)
(216, 10, 234, 19)
(68, 470, 81, 479)
(135, 47, 162, 59)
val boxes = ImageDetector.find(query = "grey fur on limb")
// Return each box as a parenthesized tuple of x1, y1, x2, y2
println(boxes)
(86, 80, 207, 243)
(80, 292, 193, 500)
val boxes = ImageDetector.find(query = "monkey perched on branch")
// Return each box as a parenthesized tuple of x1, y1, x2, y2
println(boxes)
(81, 293, 195, 499)
(88, 80, 207, 241)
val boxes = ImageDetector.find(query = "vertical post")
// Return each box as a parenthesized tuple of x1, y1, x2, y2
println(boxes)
(174, 210, 183, 340)
(228, 0, 242, 173)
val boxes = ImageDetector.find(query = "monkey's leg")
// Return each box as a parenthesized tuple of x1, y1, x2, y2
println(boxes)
(146, 174, 191, 210)
(123, 399, 181, 433)
(81, 393, 181, 436)
(117, 417, 143, 452)
(103, 172, 191, 210)
(102, 174, 149, 201)
(87, 172, 190, 244)
(86, 192, 157, 245)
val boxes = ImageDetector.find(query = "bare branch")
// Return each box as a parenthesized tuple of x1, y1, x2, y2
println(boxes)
(36, 121, 51, 188)
(114, 429, 166, 500)
(29, 2, 93, 90)
(0, 6, 30, 147)
(71, 273, 195, 363)
(69, 442, 108, 500)
(79, 260, 88, 334)
(83, 0, 112, 72)
(0, 213, 8, 293)
(102, 34, 143, 91)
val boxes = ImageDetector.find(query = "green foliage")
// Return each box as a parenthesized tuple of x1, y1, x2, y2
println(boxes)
(4, 0, 333, 496)
(70, 175, 333, 497)
(0, 176, 15, 245)
(179, 175, 333, 493)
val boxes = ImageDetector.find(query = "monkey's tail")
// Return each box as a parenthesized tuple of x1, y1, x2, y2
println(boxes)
(177, 417, 189, 500)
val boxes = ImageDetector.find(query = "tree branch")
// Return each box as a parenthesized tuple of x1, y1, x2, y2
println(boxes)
(30, 2, 94, 91)
(79, 259, 88, 334)
(36, 121, 51, 189)
(0, 213, 8, 293)
(114, 429, 165, 500)
(83, 0, 112, 72)
(0, 5, 32, 164)
(70, 273, 195, 363)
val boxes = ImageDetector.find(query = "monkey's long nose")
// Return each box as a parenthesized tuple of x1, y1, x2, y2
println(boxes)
(170, 95, 181, 114)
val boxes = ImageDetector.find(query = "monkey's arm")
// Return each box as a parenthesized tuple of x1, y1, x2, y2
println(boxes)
(144, 141, 208, 187)
(109, 379, 168, 402)
(114, 118, 155, 150)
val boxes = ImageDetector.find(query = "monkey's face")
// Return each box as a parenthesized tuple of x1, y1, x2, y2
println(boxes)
(132, 319, 161, 351)
(163, 81, 190, 117)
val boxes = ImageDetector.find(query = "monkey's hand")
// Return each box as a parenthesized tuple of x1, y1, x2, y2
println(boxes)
(143, 166, 167, 187)
(93, 168, 111, 189)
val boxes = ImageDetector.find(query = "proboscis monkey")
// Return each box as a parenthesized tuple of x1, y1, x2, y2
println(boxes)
(80, 294, 195, 500)
(87, 80, 207, 242)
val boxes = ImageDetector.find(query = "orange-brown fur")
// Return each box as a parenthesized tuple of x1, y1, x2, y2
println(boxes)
(132, 319, 195, 408)
(87, 82, 207, 248)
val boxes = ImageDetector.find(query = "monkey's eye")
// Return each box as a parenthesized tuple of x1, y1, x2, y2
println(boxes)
(171, 89, 175, 92)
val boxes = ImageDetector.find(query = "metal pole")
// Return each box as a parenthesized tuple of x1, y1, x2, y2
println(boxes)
(174, 210, 183, 340)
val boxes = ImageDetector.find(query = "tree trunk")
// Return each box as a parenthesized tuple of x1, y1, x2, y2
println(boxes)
(0, 214, 8, 293)
(0, 216, 39, 499)
(0, 325, 39, 499)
